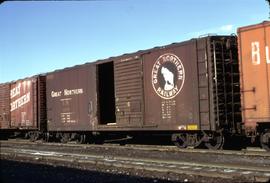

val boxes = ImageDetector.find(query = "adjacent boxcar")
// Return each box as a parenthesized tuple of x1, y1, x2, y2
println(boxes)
(0, 83, 11, 129)
(9, 75, 47, 140)
(238, 21, 270, 150)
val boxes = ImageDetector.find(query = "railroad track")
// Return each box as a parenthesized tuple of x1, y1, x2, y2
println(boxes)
(1, 139, 269, 157)
(1, 139, 270, 182)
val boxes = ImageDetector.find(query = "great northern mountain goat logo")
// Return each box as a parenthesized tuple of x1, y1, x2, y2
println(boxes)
(152, 53, 185, 99)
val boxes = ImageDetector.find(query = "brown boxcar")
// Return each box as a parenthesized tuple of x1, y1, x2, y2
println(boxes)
(47, 36, 241, 148)
(96, 35, 241, 149)
(238, 21, 270, 149)
(0, 83, 11, 129)
(46, 63, 97, 132)
(10, 75, 46, 131)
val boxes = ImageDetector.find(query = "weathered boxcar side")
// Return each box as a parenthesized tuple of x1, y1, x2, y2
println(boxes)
(143, 36, 241, 149)
(10, 78, 36, 128)
(46, 63, 97, 142)
(238, 21, 270, 150)
(8, 75, 46, 140)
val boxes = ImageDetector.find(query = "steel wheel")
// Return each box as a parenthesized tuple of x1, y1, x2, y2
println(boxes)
(60, 133, 70, 143)
(29, 131, 39, 142)
(172, 134, 188, 148)
(42, 133, 50, 143)
(260, 129, 270, 151)
(205, 132, 224, 150)
(76, 134, 86, 144)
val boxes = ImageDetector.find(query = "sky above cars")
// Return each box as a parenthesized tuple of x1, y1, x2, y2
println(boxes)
(0, 0, 269, 83)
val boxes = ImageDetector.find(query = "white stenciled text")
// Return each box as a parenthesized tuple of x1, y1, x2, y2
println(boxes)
(251, 41, 270, 65)
(51, 88, 83, 98)
(10, 92, 30, 112)
(10, 83, 21, 99)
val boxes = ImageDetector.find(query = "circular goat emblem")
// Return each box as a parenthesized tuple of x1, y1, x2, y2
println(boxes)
(151, 53, 185, 99)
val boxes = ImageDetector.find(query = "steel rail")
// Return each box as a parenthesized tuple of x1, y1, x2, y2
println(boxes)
(1, 139, 269, 157)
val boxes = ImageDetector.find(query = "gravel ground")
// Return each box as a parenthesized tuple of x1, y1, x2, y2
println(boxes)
(0, 159, 176, 183)
(0, 158, 255, 183)
(1, 140, 269, 183)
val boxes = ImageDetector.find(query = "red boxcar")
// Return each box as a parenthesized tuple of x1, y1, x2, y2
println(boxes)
(9, 76, 47, 134)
